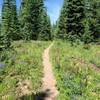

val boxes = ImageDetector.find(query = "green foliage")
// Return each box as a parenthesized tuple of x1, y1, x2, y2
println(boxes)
(9, 0, 19, 40)
(0, 22, 1, 34)
(52, 22, 59, 39)
(67, 0, 85, 38)
(1, 0, 11, 48)
(19, 0, 36, 40)
(58, 0, 85, 41)
(38, 9, 52, 41)
(0, 41, 50, 99)
(90, 0, 100, 41)
(1, 0, 18, 49)
(82, 20, 93, 43)
(58, 0, 68, 39)
(58, 0, 100, 43)
(51, 41, 100, 99)
(19, 0, 51, 40)
(84, 0, 100, 42)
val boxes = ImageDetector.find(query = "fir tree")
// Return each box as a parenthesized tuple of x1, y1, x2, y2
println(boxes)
(90, 0, 100, 41)
(0, 23, 1, 34)
(58, 0, 85, 41)
(58, 0, 68, 39)
(84, 0, 100, 42)
(38, 9, 52, 41)
(52, 21, 59, 39)
(20, 0, 45, 40)
(46, 16, 52, 40)
(1, 0, 18, 48)
(19, 0, 33, 40)
(66, 0, 85, 41)
(1, 0, 12, 48)
(35, 0, 45, 40)
(82, 0, 93, 43)
(10, 0, 19, 40)
(0, 23, 2, 50)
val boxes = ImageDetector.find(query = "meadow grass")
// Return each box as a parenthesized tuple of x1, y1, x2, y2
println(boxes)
(51, 41, 100, 100)
(0, 40, 50, 100)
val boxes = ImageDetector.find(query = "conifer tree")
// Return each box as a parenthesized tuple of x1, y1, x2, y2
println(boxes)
(0, 23, 2, 49)
(1, 0, 12, 48)
(83, 0, 100, 42)
(46, 16, 52, 40)
(0, 23, 1, 34)
(82, 0, 93, 43)
(90, 0, 100, 41)
(58, 0, 85, 41)
(38, 9, 52, 40)
(10, 0, 19, 40)
(52, 21, 59, 39)
(58, 0, 68, 39)
(19, 0, 33, 40)
(20, 0, 45, 40)
(66, 0, 85, 41)
(1, 0, 18, 48)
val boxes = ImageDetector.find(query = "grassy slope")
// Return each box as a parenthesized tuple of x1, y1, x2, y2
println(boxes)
(0, 41, 50, 100)
(51, 41, 100, 100)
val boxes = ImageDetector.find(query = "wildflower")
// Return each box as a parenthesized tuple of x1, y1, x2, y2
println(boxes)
(0, 63, 6, 68)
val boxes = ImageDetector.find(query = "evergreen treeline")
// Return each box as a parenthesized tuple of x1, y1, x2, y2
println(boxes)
(0, 0, 52, 50)
(0, 0, 100, 49)
(57, 0, 100, 43)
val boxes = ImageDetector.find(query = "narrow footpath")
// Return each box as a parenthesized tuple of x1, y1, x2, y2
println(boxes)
(42, 43, 58, 100)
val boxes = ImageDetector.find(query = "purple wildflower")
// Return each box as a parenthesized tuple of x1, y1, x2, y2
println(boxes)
(0, 63, 6, 68)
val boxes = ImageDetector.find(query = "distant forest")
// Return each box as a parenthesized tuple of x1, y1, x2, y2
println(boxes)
(0, 0, 100, 49)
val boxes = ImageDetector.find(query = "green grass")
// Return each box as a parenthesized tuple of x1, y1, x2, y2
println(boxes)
(51, 41, 100, 100)
(0, 41, 50, 100)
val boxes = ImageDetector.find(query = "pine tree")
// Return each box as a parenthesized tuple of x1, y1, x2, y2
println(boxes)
(35, 0, 46, 40)
(52, 21, 59, 39)
(19, 0, 32, 40)
(46, 16, 52, 40)
(38, 9, 52, 41)
(1, 0, 12, 48)
(90, 0, 100, 41)
(0, 22, 1, 34)
(84, 0, 100, 42)
(58, 0, 68, 39)
(66, 0, 85, 41)
(0, 23, 2, 50)
(82, 0, 93, 43)
(58, 0, 85, 41)
(10, 0, 19, 40)
(1, 0, 18, 48)
(20, 0, 45, 40)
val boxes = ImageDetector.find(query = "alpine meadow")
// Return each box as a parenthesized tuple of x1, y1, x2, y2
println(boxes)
(0, 0, 100, 100)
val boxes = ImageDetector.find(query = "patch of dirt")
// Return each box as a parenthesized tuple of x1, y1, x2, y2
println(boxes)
(15, 80, 33, 97)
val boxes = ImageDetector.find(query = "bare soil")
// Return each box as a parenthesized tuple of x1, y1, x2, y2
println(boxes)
(42, 43, 58, 100)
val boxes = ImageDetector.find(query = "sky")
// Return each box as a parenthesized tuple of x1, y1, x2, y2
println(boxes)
(0, 0, 64, 24)
(45, 0, 63, 24)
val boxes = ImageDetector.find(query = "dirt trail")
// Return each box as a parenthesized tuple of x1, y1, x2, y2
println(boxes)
(42, 43, 58, 100)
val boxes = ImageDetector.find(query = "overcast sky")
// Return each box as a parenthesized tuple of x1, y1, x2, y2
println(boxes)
(0, 0, 64, 24)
